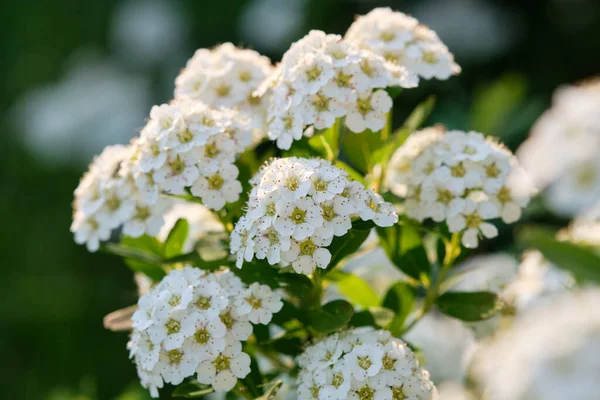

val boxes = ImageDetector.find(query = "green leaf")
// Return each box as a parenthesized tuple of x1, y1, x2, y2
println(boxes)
(116, 235, 166, 281)
(377, 223, 430, 280)
(163, 219, 189, 258)
(270, 336, 304, 356)
(309, 119, 341, 161)
(436, 291, 499, 321)
(335, 160, 364, 183)
(328, 271, 380, 308)
(341, 128, 383, 174)
(279, 273, 313, 298)
(348, 307, 395, 328)
(172, 380, 214, 398)
(308, 300, 355, 333)
(518, 226, 600, 283)
(234, 260, 282, 289)
(382, 281, 415, 335)
(402, 96, 437, 133)
(270, 300, 302, 326)
(323, 220, 374, 275)
(471, 73, 527, 138)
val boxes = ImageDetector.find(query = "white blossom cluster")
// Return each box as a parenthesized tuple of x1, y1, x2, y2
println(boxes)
(128, 266, 283, 397)
(135, 101, 252, 210)
(71, 143, 171, 252)
(296, 327, 438, 400)
(474, 289, 600, 400)
(230, 157, 398, 274)
(345, 8, 461, 83)
(259, 30, 417, 150)
(517, 80, 600, 217)
(175, 43, 273, 135)
(386, 128, 534, 248)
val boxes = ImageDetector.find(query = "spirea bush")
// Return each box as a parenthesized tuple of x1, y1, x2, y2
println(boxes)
(73, 7, 600, 400)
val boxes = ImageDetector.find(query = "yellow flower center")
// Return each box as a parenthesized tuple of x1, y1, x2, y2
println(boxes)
(168, 349, 183, 365)
(313, 94, 330, 112)
(357, 97, 374, 117)
(196, 296, 211, 310)
(216, 84, 231, 97)
(306, 65, 322, 81)
(450, 163, 466, 178)
(208, 174, 224, 190)
(214, 354, 230, 372)
(291, 207, 306, 224)
(357, 356, 372, 370)
(239, 70, 252, 82)
(194, 328, 210, 344)
(299, 239, 317, 256)
(165, 319, 180, 334)
(380, 30, 396, 42)
(465, 212, 482, 228)
(322, 204, 335, 222)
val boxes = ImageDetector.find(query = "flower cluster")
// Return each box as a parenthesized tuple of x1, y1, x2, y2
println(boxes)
(175, 43, 273, 135)
(296, 327, 438, 400)
(386, 128, 534, 248)
(474, 289, 600, 400)
(71, 143, 171, 251)
(128, 266, 282, 397)
(517, 80, 600, 217)
(231, 157, 398, 274)
(135, 102, 252, 210)
(259, 30, 417, 149)
(345, 7, 461, 82)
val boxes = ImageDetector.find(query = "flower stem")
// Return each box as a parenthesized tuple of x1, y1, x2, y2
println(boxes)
(401, 233, 461, 334)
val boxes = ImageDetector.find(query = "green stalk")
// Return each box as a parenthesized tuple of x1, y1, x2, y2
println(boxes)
(401, 233, 461, 334)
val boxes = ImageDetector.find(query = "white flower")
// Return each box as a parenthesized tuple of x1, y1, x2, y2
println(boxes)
(155, 346, 199, 385)
(129, 267, 282, 397)
(232, 157, 398, 274)
(219, 306, 253, 341)
(190, 164, 242, 210)
(122, 199, 170, 238)
(300, 91, 346, 129)
(261, 29, 411, 150)
(517, 80, 600, 197)
(474, 289, 600, 400)
(345, 90, 393, 133)
(182, 313, 227, 358)
(290, 52, 335, 95)
(71, 213, 112, 252)
(447, 200, 499, 248)
(348, 375, 391, 400)
(345, 7, 461, 83)
(344, 343, 384, 381)
(234, 282, 283, 325)
(153, 151, 199, 195)
(297, 327, 438, 400)
(175, 43, 273, 136)
(359, 189, 399, 227)
(147, 312, 197, 351)
(71, 143, 174, 252)
(190, 279, 229, 319)
(315, 199, 353, 238)
(268, 110, 304, 150)
(385, 128, 530, 248)
(282, 234, 333, 274)
(275, 197, 324, 240)
(196, 340, 252, 392)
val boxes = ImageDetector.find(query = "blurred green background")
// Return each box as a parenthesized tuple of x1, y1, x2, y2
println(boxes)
(1, 0, 599, 399)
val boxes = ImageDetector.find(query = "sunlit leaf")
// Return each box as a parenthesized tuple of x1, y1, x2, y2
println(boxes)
(518, 226, 600, 283)
(163, 219, 189, 258)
